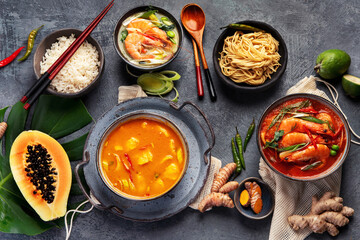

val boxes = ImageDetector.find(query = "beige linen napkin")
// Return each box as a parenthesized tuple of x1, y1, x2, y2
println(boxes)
(117, 85, 222, 210)
(259, 76, 342, 240)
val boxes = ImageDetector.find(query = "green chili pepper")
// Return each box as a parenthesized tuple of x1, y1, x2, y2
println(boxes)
(220, 23, 264, 32)
(235, 127, 245, 170)
(167, 31, 175, 38)
(231, 137, 242, 175)
(301, 161, 322, 171)
(243, 118, 255, 152)
(18, 25, 44, 62)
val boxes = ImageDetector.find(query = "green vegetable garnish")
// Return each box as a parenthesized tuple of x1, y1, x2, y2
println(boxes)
(167, 31, 175, 38)
(140, 10, 158, 19)
(161, 17, 173, 26)
(331, 145, 340, 151)
(220, 23, 264, 32)
(330, 150, 337, 156)
(264, 130, 284, 149)
(277, 143, 307, 152)
(301, 161, 322, 171)
(169, 38, 176, 44)
(120, 29, 128, 42)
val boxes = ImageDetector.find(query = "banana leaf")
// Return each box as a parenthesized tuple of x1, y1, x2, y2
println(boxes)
(0, 95, 93, 236)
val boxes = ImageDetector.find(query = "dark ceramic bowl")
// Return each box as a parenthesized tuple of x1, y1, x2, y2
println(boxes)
(234, 177, 274, 220)
(97, 113, 189, 201)
(33, 28, 104, 98)
(113, 6, 183, 71)
(257, 93, 351, 181)
(213, 20, 288, 93)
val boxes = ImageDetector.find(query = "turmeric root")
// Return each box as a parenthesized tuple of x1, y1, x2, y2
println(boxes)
(219, 181, 239, 193)
(288, 191, 354, 236)
(198, 192, 234, 212)
(211, 163, 237, 192)
(244, 181, 263, 214)
(240, 189, 250, 207)
(0, 122, 7, 139)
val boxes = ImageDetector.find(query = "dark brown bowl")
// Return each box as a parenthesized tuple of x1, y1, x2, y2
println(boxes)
(257, 93, 351, 181)
(33, 28, 104, 98)
(234, 177, 274, 220)
(213, 20, 288, 93)
(113, 6, 183, 71)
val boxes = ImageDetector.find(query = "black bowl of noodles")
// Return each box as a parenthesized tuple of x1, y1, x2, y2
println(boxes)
(213, 20, 288, 93)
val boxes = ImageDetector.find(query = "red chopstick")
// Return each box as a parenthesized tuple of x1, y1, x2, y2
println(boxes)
(21, 0, 114, 110)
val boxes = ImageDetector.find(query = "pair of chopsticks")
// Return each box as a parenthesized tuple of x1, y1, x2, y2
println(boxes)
(20, 0, 114, 110)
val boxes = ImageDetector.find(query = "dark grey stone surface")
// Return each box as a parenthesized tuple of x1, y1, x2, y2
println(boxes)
(0, 0, 359, 239)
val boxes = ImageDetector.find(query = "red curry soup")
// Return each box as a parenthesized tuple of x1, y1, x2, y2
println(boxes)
(100, 118, 187, 199)
(260, 97, 346, 178)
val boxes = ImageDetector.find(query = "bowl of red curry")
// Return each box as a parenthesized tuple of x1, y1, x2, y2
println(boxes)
(257, 93, 350, 181)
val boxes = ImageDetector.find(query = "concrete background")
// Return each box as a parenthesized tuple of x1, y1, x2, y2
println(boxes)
(0, 0, 359, 239)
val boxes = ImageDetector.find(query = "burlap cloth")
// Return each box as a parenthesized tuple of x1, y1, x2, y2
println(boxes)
(118, 76, 342, 239)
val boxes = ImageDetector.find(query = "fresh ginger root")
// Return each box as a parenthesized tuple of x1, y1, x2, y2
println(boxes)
(198, 163, 238, 212)
(198, 192, 234, 213)
(211, 163, 237, 193)
(288, 191, 354, 236)
(245, 181, 263, 214)
(219, 181, 239, 193)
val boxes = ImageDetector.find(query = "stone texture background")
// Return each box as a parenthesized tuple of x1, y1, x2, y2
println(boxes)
(0, 0, 359, 239)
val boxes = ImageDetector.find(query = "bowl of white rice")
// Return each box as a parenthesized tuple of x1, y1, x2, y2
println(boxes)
(33, 28, 104, 98)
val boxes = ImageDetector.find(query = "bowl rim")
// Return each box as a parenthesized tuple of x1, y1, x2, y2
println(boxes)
(113, 5, 183, 71)
(212, 20, 288, 92)
(96, 112, 190, 201)
(33, 28, 105, 98)
(256, 93, 351, 181)
(234, 177, 274, 220)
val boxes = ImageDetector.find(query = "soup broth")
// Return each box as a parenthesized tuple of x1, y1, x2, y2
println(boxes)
(118, 10, 179, 67)
(260, 98, 346, 178)
(100, 118, 186, 199)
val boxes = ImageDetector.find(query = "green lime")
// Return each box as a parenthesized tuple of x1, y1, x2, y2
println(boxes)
(314, 49, 351, 80)
(342, 74, 360, 98)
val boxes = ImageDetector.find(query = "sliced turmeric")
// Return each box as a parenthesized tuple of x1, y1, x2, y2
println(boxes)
(211, 163, 237, 193)
(198, 192, 234, 213)
(240, 189, 250, 207)
(244, 181, 263, 214)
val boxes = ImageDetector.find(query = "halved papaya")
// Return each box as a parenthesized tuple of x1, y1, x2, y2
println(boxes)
(10, 130, 72, 221)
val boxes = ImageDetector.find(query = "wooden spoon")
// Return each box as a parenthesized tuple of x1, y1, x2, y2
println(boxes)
(181, 4, 217, 102)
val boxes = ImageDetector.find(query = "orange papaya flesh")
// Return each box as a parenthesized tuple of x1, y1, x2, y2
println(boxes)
(10, 130, 72, 221)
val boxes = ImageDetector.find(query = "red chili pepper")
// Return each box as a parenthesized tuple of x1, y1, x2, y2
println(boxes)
(124, 153, 134, 170)
(304, 126, 317, 149)
(333, 125, 344, 139)
(297, 107, 319, 114)
(0, 46, 25, 67)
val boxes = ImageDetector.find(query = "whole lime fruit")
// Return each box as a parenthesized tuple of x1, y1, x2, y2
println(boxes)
(342, 74, 360, 98)
(314, 49, 351, 80)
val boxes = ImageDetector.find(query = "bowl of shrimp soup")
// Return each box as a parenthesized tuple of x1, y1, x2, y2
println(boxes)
(113, 6, 183, 71)
(257, 93, 350, 181)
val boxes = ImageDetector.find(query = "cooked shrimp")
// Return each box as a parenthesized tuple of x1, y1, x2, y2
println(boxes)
(316, 112, 333, 132)
(280, 133, 310, 147)
(279, 118, 326, 135)
(127, 18, 173, 48)
(280, 132, 326, 147)
(124, 33, 155, 60)
(279, 144, 330, 163)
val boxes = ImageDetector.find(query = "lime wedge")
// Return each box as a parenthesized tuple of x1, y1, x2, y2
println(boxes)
(342, 74, 360, 98)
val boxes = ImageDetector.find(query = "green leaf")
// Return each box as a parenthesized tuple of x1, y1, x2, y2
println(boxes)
(5, 102, 28, 158)
(264, 130, 284, 149)
(31, 95, 92, 138)
(62, 133, 88, 161)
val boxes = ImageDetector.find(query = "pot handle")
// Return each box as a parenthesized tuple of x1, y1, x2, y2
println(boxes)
(170, 101, 215, 164)
(75, 151, 124, 214)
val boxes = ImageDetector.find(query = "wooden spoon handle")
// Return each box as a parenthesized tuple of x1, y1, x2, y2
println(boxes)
(192, 39, 204, 98)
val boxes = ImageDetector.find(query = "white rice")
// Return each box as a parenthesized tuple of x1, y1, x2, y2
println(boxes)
(40, 34, 100, 93)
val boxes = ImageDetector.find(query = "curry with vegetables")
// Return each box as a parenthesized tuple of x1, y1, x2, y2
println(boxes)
(100, 118, 187, 199)
(260, 97, 346, 178)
